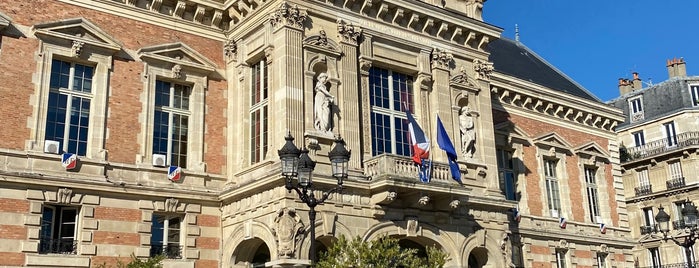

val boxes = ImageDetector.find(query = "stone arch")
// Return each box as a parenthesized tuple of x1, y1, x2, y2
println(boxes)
(362, 221, 461, 266)
(297, 216, 354, 260)
(222, 220, 277, 268)
(460, 229, 506, 268)
(454, 91, 470, 109)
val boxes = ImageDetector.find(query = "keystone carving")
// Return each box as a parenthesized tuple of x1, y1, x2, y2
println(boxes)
(223, 38, 237, 61)
(269, 2, 306, 30)
(57, 188, 72, 204)
(473, 58, 494, 81)
(431, 48, 453, 70)
(272, 208, 305, 259)
(165, 198, 179, 212)
(171, 64, 182, 79)
(406, 217, 419, 236)
(417, 195, 430, 206)
(71, 41, 84, 57)
(337, 19, 362, 45)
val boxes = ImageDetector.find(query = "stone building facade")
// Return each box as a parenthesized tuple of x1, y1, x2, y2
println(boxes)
(609, 59, 699, 267)
(0, 0, 633, 267)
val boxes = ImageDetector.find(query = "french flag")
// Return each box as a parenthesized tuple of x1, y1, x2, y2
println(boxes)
(405, 109, 430, 165)
(600, 223, 607, 234)
(559, 217, 567, 229)
(513, 208, 521, 222)
(62, 153, 77, 170)
(168, 166, 182, 182)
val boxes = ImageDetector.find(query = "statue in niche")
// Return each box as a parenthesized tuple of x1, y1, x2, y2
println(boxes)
(460, 105, 476, 158)
(272, 208, 305, 258)
(500, 231, 515, 268)
(313, 72, 334, 134)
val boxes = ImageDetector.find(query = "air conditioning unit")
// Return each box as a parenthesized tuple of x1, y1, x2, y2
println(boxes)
(44, 140, 60, 154)
(550, 209, 559, 218)
(152, 154, 167, 167)
(595, 216, 604, 224)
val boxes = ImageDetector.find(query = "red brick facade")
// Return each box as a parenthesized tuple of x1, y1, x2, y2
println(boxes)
(94, 207, 141, 222)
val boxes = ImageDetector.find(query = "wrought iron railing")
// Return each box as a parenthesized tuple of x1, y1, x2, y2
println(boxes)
(623, 131, 699, 162)
(640, 225, 655, 235)
(637, 262, 699, 268)
(667, 177, 687, 190)
(673, 220, 686, 230)
(150, 244, 182, 259)
(38, 238, 77, 254)
(635, 184, 653, 196)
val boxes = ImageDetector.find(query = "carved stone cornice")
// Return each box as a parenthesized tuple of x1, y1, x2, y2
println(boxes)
(473, 58, 493, 81)
(430, 48, 453, 71)
(337, 19, 362, 45)
(269, 2, 307, 30)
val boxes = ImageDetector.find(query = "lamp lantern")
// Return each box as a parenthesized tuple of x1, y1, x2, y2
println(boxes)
(328, 137, 351, 185)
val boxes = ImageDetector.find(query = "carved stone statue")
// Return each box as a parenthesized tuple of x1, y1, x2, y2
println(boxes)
(272, 208, 305, 258)
(500, 231, 515, 268)
(459, 106, 476, 158)
(313, 72, 334, 133)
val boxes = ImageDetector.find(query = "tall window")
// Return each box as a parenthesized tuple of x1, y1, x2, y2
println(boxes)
(153, 80, 190, 168)
(690, 85, 699, 106)
(664, 121, 677, 147)
(585, 167, 601, 222)
(629, 97, 644, 122)
(39, 205, 78, 254)
(632, 131, 645, 147)
(643, 207, 655, 227)
(649, 247, 661, 268)
(544, 159, 561, 217)
(150, 214, 182, 258)
(497, 149, 517, 200)
(250, 59, 268, 164)
(669, 161, 683, 180)
(638, 169, 650, 186)
(369, 67, 413, 156)
(596, 253, 607, 268)
(45, 59, 93, 156)
(556, 249, 567, 268)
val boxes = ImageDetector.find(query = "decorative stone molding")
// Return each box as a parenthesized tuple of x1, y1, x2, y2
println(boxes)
(417, 195, 430, 206)
(269, 2, 307, 30)
(71, 41, 85, 57)
(171, 64, 183, 79)
(306, 29, 329, 47)
(406, 217, 419, 236)
(165, 198, 179, 212)
(223, 38, 237, 62)
(57, 188, 73, 204)
(265, 46, 275, 64)
(450, 66, 479, 89)
(359, 58, 372, 75)
(449, 200, 460, 209)
(473, 58, 494, 81)
(416, 73, 433, 91)
(556, 239, 569, 250)
(430, 48, 453, 70)
(337, 19, 362, 45)
(371, 191, 397, 205)
(272, 208, 305, 259)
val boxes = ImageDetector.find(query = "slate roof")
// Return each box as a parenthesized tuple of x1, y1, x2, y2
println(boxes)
(488, 38, 600, 102)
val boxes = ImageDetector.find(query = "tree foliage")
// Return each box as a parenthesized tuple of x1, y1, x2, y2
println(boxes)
(95, 254, 165, 268)
(315, 235, 449, 268)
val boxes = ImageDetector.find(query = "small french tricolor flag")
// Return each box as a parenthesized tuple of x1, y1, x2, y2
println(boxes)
(62, 153, 77, 170)
(559, 217, 567, 229)
(168, 166, 182, 182)
(513, 208, 521, 222)
(600, 223, 607, 234)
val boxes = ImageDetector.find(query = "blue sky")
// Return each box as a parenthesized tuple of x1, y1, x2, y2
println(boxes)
(484, 1, 699, 102)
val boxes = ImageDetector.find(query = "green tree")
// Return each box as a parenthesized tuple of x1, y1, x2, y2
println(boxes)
(95, 254, 165, 268)
(315, 235, 449, 268)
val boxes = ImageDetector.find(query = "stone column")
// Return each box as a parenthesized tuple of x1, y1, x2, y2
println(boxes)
(428, 48, 454, 163)
(358, 32, 373, 162)
(337, 19, 362, 169)
(269, 2, 307, 145)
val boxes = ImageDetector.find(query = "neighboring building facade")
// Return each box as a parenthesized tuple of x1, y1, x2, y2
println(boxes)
(609, 59, 699, 267)
(0, 1, 632, 268)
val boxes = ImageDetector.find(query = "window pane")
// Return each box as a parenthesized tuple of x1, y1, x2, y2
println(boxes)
(45, 92, 68, 146)
(155, 80, 170, 107)
(153, 110, 170, 156)
(151, 215, 165, 245)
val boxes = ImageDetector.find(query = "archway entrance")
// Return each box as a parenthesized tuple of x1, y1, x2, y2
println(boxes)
(467, 247, 489, 268)
(231, 238, 270, 267)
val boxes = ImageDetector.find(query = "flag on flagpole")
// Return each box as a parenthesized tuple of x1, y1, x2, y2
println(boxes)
(168, 166, 182, 182)
(405, 109, 430, 165)
(513, 208, 522, 222)
(62, 153, 77, 170)
(600, 223, 606, 234)
(436, 115, 462, 183)
(559, 217, 567, 229)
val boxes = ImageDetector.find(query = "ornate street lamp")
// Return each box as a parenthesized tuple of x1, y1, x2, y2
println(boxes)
(654, 202, 699, 268)
(278, 134, 351, 264)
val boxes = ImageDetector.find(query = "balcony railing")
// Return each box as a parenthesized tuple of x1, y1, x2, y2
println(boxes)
(640, 225, 655, 235)
(39, 238, 77, 254)
(638, 262, 699, 268)
(667, 177, 687, 190)
(673, 220, 686, 230)
(150, 244, 182, 259)
(622, 131, 699, 162)
(635, 184, 653, 196)
(363, 154, 465, 184)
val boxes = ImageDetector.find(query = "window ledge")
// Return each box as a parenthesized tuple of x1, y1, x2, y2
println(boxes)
(25, 254, 90, 267)
(162, 259, 195, 268)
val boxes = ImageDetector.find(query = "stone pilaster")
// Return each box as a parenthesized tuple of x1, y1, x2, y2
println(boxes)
(358, 33, 373, 162)
(428, 48, 453, 163)
(338, 20, 362, 170)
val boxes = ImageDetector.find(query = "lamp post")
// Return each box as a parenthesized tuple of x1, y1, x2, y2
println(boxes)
(277, 133, 351, 264)
(654, 202, 699, 268)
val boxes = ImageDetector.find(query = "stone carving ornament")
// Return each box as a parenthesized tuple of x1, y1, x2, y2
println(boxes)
(431, 48, 453, 70)
(223, 38, 236, 60)
(71, 41, 84, 57)
(473, 58, 494, 81)
(460, 105, 476, 158)
(269, 2, 306, 29)
(500, 231, 515, 268)
(57, 188, 73, 204)
(313, 72, 334, 133)
(272, 208, 305, 258)
(337, 19, 362, 45)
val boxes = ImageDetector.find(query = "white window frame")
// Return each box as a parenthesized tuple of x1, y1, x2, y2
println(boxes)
(544, 159, 561, 217)
(638, 169, 650, 186)
(669, 161, 683, 181)
(369, 67, 415, 157)
(555, 249, 567, 268)
(689, 84, 699, 106)
(497, 148, 517, 201)
(150, 214, 183, 259)
(137, 42, 214, 172)
(595, 252, 607, 268)
(632, 131, 646, 147)
(629, 96, 644, 122)
(643, 207, 655, 227)
(663, 121, 677, 147)
(152, 80, 192, 168)
(30, 18, 120, 160)
(249, 58, 269, 165)
(585, 167, 601, 222)
(39, 204, 80, 254)
(649, 247, 661, 268)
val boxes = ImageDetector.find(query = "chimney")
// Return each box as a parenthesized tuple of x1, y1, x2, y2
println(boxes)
(619, 78, 633, 95)
(667, 57, 687, 78)
(632, 72, 643, 90)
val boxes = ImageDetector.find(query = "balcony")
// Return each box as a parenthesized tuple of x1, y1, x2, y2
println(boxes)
(39, 238, 77, 254)
(622, 131, 699, 163)
(635, 184, 653, 196)
(150, 244, 182, 259)
(667, 177, 687, 190)
(363, 154, 466, 184)
(640, 225, 655, 235)
(638, 262, 699, 268)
